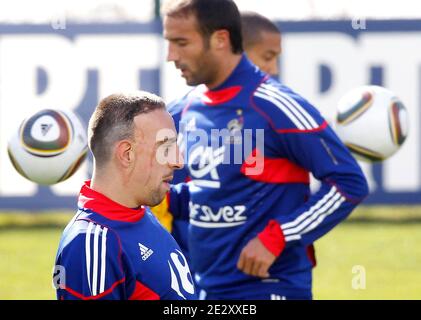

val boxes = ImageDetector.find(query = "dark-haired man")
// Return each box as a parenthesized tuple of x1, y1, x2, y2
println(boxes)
(53, 91, 196, 300)
(152, 11, 282, 268)
(161, 0, 368, 300)
(241, 11, 282, 76)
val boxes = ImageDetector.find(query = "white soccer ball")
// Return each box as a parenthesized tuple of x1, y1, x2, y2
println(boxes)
(335, 85, 409, 162)
(7, 108, 88, 185)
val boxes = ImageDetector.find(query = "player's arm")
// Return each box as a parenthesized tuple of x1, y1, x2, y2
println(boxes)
(238, 86, 369, 278)
(55, 222, 128, 300)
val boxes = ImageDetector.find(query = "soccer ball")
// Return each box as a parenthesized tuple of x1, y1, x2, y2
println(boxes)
(7, 108, 88, 185)
(335, 85, 409, 162)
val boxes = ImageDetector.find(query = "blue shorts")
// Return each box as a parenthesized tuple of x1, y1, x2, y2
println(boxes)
(198, 283, 312, 300)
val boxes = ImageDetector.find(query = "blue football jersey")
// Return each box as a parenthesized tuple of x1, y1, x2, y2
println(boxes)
(168, 54, 369, 297)
(54, 181, 197, 300)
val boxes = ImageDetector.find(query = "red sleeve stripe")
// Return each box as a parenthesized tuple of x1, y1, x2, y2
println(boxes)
(129, 281, 160, 300)
(257, 83, 318, 130)
(251, 83, 326, 134)
(62, 277, 125, 300)
(241, 148, 309, 184)
(255, 90, 307, 130)
(325, 179, 368, 204)
(258, 220, 286, 257)
(276, 121, 328, 134)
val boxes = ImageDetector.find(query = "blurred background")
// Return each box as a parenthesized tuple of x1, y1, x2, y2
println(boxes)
(0, 0, 420, 299)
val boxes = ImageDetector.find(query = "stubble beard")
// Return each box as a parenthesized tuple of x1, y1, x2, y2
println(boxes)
(146, 186, 166, 207)
(186, 48, 218, 87)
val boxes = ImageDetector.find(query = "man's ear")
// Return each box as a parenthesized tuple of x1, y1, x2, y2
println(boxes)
(115, 140, 133, 168)
(211, 29, 230, 50)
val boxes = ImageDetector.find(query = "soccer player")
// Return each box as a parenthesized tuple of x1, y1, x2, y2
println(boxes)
(162, 0, 369, 300)
(241, 11, 282, 76)
(53, 91, 196, 300)
(151, 11, 282, 263)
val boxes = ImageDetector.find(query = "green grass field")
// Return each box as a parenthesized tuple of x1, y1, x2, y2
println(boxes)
(0, 207, 420, 300)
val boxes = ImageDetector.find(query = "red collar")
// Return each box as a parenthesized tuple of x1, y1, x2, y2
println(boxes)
(78, 180, 145, 223)
(201, 86, 242, 106)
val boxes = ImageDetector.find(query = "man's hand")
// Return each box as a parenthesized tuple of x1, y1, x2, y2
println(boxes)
(237, 237, 277, 278)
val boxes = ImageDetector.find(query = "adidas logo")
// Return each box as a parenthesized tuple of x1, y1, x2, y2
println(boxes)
(41, 123, 53, 136)
(139, 243, 153, 261)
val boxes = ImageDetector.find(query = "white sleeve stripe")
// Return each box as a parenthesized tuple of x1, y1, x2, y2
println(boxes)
(285, 234, 301, 241)
(261, 83, 319, 128)
(254, 91, 306, 130)
(283, 191, 342, 236)
(277, 91, 319, 129)
(92, 224, 101, 296)
(85, 222, 94, 295)
(99, 227, 108, 294)
(267, 86, 316, 129)
(284, 196, 345, 242)
(257, 86, 314, 130)
(301, 197, 346, 234)
(282, 186, 337, 230)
